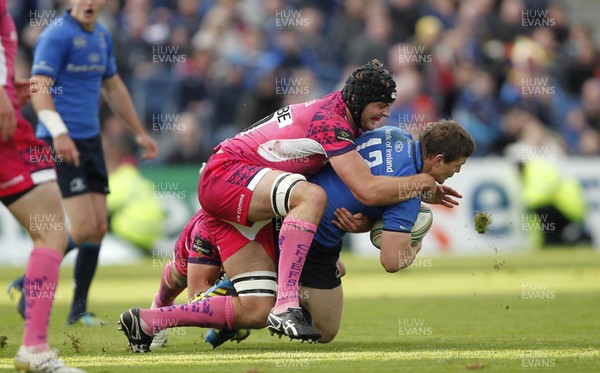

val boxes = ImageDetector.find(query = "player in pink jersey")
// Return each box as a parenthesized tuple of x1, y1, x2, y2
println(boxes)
(119, 60, 460, 350)
(0, 1, 84, 371)
(148, 208, 258, 350)
(149, 208, 226, 349)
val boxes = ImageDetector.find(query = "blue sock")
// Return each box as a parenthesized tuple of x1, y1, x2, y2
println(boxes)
(68, 242, 101, 322)
(64, 236, 78, 255)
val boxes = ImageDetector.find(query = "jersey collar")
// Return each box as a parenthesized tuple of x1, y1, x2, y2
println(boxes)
(64, 10, 96, 34)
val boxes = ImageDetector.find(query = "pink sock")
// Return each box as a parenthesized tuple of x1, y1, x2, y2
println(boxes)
(273, 216, 317, 314)
(22, 247, 62, 349)
(154, 261, 184, 307)
(140, 296, 234, 335)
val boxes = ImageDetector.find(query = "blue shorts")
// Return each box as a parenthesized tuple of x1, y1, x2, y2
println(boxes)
(300, 240, 342, 290)
(41, 135, 109, 198)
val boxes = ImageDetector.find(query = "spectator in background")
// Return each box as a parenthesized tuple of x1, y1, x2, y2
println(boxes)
(388, 0, 420, 43)
(12, 0, 600, 158)
(208, 60, 246, 143)
(176, 42, 213, 113)
(172, 0, 203, 37)
(422, 0, 457, 29)
(519, 158, 591, 246)
(502, 108, 591, 246)
(452, 67, 502, 155)
(295, 5, 340, 89)
(328, 0, 366, 64)
(553, 22, 599, 97)
(478, 0, 526, 44)
(235, 70, 284, 129)
(580, 78, 600, 133)
(160, 111, 212, 165)
(561, 78, 600, 155)
(497, 36, 556, 127)
(348, 2, 394, 65)
(387, 43, 437, 137)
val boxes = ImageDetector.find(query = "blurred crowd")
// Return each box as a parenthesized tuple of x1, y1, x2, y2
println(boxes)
(10, 0, 600, 164)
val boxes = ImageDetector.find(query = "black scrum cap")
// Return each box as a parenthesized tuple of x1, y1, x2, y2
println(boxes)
(342, 59, 397, 129)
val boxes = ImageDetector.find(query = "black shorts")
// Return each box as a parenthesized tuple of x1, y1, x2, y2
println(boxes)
(41, 135, 109, 198)
(0, 185, 35, 207)
(300, 240, 342, 290)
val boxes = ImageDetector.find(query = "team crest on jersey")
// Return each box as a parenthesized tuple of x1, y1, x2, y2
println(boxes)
(334, 127, 354, 143)
(395, 141, 403, 152)
(192, 236, 214, 256)
(73, 35, 86, 48)
(88, 53, 101, 63)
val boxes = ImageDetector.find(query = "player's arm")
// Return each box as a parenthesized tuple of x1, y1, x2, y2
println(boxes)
(332, 207, 373, 233)
(101, 74, 158, 160)
(30, 74, 80, 166)
(379, 230, 421, 273)
(14, 79, 31, 107)
(329, 150, 436, 206)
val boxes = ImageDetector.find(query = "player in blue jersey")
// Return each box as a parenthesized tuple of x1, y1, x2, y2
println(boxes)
(298, 119, 475, 342)
(8, 0, 158, 326)
(203, 119, 475, 345)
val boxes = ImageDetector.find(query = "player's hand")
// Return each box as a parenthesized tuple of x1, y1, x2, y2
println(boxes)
(332, 208, 373, 233)
(419, 173, 437, 192)
(15, 79, 31, 106)
(136, 133, 158, 160)
(53, 134, 80, 167)
(0, 87, 16, 141)
(423, 184, 462, 207)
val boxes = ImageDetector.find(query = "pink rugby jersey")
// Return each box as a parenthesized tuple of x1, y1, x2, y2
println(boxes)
(0, 0, 19, 111)
(218, 91, 360, 177)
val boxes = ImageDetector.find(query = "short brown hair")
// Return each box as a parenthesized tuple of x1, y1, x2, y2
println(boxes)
(419, 120, 476, 162)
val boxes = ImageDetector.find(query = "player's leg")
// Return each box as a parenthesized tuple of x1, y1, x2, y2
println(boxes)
(7, 182, 83, 371)
(299, 285, 343, 343)
(152, 209, 222, 350)
(185, 210, 223, 300)
(5, 104, 84, 371)
(187, 264, 222, 301)
(149, 261, 220, 350)
(244, 171, 327, 339)
(148, 229, 189, 350)
(199, 158, 325, 340)
(298, 240, 345, 342)
(118, 235, 277, 352)
(149, 259, 187, 350)
(63, 192, 108, 325)
(152, 230, 189, 309)
(199, 158, 326, 338)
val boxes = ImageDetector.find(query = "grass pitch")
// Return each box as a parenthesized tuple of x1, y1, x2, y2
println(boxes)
(0, 248, 599, 372)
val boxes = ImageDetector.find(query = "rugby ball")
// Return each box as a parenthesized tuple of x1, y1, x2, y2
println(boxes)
(369, 219, 385, 249)
(369, 204, 433, 249)
(411, 204, 433, 244)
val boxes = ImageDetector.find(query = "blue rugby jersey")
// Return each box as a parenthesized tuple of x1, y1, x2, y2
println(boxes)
(32, 11, 117, 139)
(310, 126, 423, 247)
